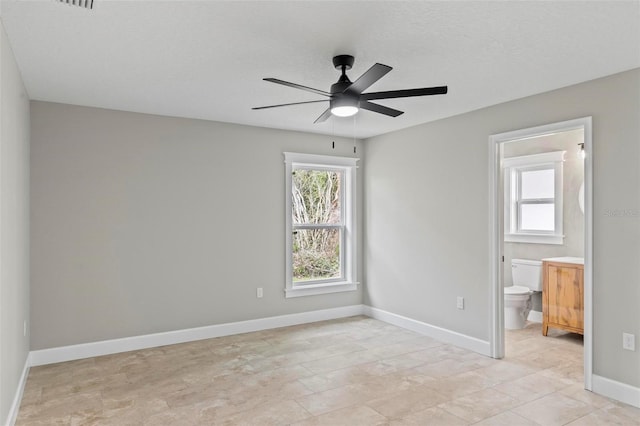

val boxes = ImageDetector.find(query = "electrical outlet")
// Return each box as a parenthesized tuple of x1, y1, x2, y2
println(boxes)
(623, 333, 635, 351)
(456, 296, 464, 310)
(257, 288, 263, 298)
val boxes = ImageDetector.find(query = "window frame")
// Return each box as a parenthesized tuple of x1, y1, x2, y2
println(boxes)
(504, 151, 565, 245)
(292, 164, 345, 285)
(284, 152, 359, 298)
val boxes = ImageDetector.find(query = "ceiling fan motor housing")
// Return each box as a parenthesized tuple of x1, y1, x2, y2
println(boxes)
(330, 91, 360, 111)
(331, 77, 352, 93)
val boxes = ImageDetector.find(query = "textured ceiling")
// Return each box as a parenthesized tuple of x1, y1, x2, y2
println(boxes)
(2, 0, 639, 138)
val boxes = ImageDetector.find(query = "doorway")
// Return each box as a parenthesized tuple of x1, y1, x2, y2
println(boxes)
(488, 117, 593, 390)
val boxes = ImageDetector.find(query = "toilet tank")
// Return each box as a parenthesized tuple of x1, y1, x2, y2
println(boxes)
(511, 259, 542, 291)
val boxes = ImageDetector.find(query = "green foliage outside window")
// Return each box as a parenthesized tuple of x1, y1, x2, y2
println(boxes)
(292, 169, 341, 281)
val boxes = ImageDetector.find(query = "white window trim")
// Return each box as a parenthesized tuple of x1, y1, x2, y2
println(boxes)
(284, 152, 359, 298)
(503, 151, 565, 245)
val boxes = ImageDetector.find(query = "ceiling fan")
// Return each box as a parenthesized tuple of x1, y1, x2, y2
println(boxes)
(253, 55, 447, 123)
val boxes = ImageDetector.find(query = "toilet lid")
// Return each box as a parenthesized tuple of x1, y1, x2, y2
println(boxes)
(504, 285, 531, 295)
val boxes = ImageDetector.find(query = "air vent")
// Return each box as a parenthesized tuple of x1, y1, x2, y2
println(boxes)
(56, 0, 94, 9)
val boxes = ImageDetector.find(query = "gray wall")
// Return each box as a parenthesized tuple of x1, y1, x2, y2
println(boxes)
(503, 129, 585, 312)
(30, 102, 363, 350)
(364, 69, 640, 388)
(0, 22, 30, 424)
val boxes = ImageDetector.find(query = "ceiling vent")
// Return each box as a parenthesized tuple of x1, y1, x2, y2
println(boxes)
(56, 0, 94, 9)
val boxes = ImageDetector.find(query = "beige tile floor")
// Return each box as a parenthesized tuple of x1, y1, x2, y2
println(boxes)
(16, 317, 640, 425)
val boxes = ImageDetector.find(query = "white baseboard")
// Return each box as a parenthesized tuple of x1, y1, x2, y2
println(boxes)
(30, 304, 365, 366)
(29, 304, 496, 367)
(592, 374, 640, 408)
(362, 306, 491, 356)
(527, 310, 542, 323)
(6, 356, 30, 426)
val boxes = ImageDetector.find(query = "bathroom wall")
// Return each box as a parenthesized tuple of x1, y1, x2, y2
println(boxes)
(502, 129, 585, 313)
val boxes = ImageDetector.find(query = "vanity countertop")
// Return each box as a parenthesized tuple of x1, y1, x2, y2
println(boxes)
(541, 256, 584, 265)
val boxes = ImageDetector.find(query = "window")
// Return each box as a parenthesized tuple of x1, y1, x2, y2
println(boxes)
(284, 152, 358, 297)
(504, 151, 565, 244)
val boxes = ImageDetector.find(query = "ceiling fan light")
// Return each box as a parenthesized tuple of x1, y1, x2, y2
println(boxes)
(330, 105, 359, 117)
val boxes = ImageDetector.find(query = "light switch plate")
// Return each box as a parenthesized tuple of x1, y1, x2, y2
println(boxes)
(623, 333, 635, 351)
(456, 296, 464, 310)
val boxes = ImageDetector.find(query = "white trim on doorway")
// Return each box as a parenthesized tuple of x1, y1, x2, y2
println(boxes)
(488, 117, 593, 391)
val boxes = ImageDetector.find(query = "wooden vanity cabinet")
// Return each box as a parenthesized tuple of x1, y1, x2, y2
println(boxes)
(542, 260, 584, 336)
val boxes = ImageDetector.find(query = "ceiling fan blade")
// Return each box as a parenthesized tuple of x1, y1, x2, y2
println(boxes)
(263, 78, 331, 97)
(359, 101, 404, 117)
(314, 108, 332, 123)
(361, 86, 448, 101)
(344, 63, 392, 95)
(252, 100, 328, 110)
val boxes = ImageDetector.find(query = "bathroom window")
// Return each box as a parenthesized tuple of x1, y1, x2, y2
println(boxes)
(504, 151, 565, 244)
(284, 152, 359, 298)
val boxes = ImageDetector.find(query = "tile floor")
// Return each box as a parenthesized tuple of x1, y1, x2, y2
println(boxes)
(16, 317, 640, 425)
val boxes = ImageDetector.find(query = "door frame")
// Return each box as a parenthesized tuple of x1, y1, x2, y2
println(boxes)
(488, 117, 593, 390)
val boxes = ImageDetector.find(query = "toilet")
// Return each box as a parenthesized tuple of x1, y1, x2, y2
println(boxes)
(505, 259, 542, 329)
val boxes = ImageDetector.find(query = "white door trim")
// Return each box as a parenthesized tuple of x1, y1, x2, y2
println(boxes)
(488, 117, 593, 391)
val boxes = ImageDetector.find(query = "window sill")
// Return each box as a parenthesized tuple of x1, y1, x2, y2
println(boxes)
(505, 233, 564, 245)
(285, 281, 359, 298)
